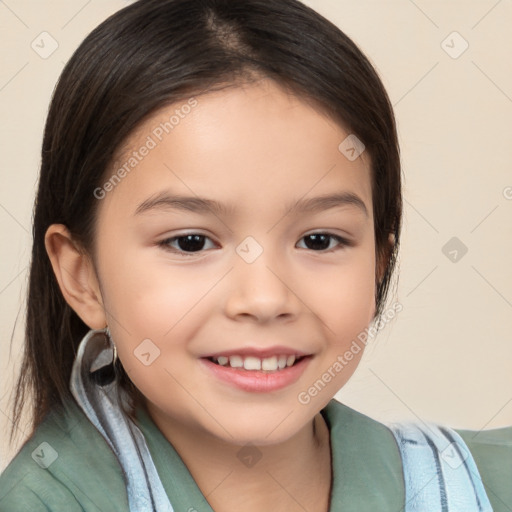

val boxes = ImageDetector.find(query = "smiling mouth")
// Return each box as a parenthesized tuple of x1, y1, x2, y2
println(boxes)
(205, 354, 308, 372)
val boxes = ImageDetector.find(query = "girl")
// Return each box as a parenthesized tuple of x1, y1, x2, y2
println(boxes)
(0, 0, 510, 511)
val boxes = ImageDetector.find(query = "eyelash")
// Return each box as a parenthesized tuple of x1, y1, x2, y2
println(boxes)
(157, 232, 352, 257)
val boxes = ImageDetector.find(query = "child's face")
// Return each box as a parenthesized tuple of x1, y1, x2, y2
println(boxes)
(93, 78, 377, 444)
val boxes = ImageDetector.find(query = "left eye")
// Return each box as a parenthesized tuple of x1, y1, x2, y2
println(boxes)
(297, 233, 349, 252)
(158, 232, 349, 256)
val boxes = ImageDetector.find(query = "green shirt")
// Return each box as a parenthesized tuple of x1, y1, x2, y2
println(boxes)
(0, 397, 510, 511)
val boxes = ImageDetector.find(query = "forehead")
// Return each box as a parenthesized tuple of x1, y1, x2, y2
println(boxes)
(99, 79, 373, 220)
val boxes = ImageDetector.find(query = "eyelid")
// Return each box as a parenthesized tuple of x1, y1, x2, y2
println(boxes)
(303, 229, 353, 242)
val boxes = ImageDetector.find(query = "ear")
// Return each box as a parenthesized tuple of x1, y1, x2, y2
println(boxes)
(44, 224, 107, 330)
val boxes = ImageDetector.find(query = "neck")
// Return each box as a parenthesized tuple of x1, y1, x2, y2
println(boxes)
(145, 403, 332, 512)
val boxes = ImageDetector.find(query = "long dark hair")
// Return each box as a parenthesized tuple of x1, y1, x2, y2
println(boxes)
(10, 0, 402, 444)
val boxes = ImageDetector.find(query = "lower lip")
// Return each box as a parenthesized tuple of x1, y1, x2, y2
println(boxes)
(199, 356, 312, 393)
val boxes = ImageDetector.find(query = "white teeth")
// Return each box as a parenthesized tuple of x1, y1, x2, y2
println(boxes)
(229, 355, 244, 368)
(217, 356, 229, 366)
(212, 354, 302, 371)
(243, 357, 261, 370)
(262, 356, 278, 371)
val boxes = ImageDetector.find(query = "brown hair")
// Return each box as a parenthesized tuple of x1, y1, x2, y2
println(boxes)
(10, 0, 402, 443)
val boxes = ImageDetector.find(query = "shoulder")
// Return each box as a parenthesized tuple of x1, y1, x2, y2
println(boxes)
(322, 399, 405, 509)
(0, 399, 128, 512)
(322, 397, 402, 458)
(456, 425, 512, 512)
(388, 416, 511, 512)
(323, 399, 511, 511)
(322, 397, 403, 458)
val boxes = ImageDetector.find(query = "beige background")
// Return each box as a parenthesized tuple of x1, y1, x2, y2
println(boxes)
(1, 0, 511, 471)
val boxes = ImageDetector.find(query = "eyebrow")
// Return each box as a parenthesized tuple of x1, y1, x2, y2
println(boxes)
(134, 191, 369, 218)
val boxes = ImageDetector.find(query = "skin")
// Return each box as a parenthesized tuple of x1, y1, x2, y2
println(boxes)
(45, 78, 385, 512)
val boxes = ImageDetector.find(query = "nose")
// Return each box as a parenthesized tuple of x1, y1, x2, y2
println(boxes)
(223, 245, 300, 323)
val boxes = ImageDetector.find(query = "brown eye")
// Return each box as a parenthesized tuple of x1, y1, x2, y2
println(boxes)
(297, 233, 350, 252)
(159, 234, 216, 255)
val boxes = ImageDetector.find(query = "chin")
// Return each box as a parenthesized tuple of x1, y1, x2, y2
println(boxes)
(207, 407, 313, 447)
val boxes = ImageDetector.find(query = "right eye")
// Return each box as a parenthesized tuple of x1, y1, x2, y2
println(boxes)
(158, 234, 217, 256)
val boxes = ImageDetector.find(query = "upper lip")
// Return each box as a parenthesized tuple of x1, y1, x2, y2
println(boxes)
(202, 346, 311, 359)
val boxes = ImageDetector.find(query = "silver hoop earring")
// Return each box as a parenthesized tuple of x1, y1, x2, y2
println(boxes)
(74, 327, 118, 387)
(105, 326, 118, 366)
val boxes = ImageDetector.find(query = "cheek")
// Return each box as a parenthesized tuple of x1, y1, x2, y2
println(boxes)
(327, 270, 375, 337)
(311, 250, 376, 337)
(294, 254, 376, 408)
(96, 242, 206, 362)
(314, 251, 375, 361)
(101, 254, 207, 408)
(101, 239, 208, 326)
